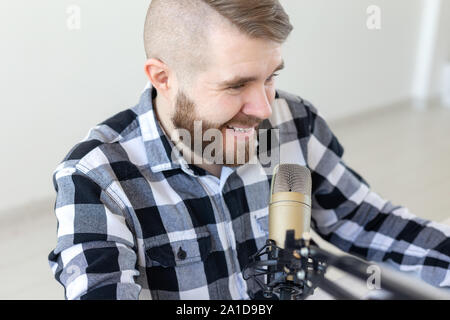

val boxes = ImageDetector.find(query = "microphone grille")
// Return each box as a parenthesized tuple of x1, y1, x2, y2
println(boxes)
(272, 164, 312, 195)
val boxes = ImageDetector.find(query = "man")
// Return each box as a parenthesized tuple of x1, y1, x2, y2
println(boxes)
(48, 0, 450, 300)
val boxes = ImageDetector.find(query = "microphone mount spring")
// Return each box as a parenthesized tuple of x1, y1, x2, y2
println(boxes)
(243, 230, 328, 300)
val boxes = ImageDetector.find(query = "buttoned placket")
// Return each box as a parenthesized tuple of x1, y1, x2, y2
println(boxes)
(186, 166, 249, 299)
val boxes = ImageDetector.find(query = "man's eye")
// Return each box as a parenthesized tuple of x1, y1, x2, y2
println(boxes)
(266, 73, 280, 82)
(228, 74, 279, 91)
(229, 84, 245, 90)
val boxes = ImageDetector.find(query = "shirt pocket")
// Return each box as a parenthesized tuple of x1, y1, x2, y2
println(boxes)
(145, 231, 212, 268)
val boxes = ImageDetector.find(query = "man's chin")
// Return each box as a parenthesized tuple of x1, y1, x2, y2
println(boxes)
(222, 161, 244, 168)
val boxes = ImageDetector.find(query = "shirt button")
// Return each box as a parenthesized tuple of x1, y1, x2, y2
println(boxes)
(177, 247, 187, 260)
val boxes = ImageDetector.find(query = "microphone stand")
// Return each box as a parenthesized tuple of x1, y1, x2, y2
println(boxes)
(309, 245, 450, 300)
(244, 231, 329, 300)
(243, 230, 450, 300)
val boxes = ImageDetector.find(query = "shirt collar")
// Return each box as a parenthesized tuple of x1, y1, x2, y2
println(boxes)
(132, 85, 189, 174)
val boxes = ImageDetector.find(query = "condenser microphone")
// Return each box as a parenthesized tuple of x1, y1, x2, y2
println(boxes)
(269, 164, 312, 249)
(247, 164, 450, 300)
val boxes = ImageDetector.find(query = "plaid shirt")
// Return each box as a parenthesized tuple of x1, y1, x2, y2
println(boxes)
(48, 85, 450, 300)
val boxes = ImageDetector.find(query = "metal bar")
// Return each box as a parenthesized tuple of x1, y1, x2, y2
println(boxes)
(316, 277, 359, 300)
(310, 246, 450, 300)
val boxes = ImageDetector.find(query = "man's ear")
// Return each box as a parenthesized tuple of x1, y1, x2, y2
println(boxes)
(144, 58, 175, 100)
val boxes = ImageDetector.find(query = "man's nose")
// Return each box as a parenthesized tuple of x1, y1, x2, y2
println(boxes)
(241, 86, 273, 120)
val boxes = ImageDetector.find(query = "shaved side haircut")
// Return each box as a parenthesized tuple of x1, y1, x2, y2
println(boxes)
(144, 0, 293, 85)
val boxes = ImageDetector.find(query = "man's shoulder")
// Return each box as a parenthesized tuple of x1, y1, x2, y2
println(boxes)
(64, 108, 140, 162)
(54, 108, 142, 186)
(276, 89, 317, 113)
(273, 88, 319, 127)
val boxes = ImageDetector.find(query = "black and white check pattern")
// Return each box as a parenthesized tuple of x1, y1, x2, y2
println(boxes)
(48, 86, 450, 299)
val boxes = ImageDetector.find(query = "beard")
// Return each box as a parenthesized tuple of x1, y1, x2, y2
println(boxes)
(171, 90, 261, 167)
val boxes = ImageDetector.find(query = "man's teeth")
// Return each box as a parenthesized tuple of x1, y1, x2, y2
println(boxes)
(227, 126, 253, 133)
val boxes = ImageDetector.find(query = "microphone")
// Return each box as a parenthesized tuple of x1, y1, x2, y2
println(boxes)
(245, 163, 355, 300)
(245, 165, 450, 300)
(266, 164, 314, 299)
(269, 164, 312, 248)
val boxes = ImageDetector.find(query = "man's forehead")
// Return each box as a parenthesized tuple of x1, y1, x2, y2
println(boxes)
(198, 24, 284, 85)
(209, 25, 282, 60)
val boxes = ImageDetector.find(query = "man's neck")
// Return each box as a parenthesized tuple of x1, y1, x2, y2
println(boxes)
(153, 94, 223, 179)
(197, 162, 223, 179)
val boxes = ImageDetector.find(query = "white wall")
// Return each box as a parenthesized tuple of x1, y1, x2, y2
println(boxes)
(428, 0, 450, 100)
(278, 0, 424, 120)
(0, 0, 443, 214)
(0, 0, 150, 213)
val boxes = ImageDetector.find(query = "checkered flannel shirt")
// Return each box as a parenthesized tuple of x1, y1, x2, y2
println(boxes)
(48, 85, 450, 300)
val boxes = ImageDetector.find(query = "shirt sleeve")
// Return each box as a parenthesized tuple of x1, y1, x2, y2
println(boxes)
(48, 166, 141, 300)
(304, 100, 450, 289)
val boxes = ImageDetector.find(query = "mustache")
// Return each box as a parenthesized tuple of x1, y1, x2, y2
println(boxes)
(225, 115, 263, 128)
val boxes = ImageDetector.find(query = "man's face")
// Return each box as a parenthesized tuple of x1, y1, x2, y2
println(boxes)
(171, 25, 283, 167)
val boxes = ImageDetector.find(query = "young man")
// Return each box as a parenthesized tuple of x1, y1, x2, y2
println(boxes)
(48, 0, 450, 300)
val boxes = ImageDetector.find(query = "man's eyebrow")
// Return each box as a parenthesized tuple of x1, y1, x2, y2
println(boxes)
(273, 61, 285, 73)
(219, 60, 285, 88)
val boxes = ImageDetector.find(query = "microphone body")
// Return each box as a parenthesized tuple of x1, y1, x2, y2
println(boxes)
(268, 164, 312, 248)
(269, 191, 311, 249)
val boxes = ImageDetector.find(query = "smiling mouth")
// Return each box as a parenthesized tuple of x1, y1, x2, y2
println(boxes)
(226, 125, 255, 133)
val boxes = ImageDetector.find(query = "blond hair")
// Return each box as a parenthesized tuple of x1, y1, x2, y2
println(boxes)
(144, 0, 292, 82)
